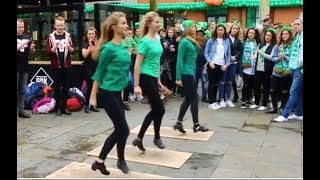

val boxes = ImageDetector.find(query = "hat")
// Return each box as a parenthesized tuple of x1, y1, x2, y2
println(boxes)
(282, 26, 291, 31)
(216, 22, 226, 28)
(196, 22, 208, 32)
(134, 22, 140, 28)
(267, 28, 277, 35)
(182, 20, 194, 30)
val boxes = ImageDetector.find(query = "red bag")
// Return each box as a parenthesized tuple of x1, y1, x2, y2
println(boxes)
(66, 97, 81, 112)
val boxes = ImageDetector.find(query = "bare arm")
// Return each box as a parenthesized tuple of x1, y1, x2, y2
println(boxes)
(82, 47, 91, 58)
(89, 80, 99, 108)
(134, 53, 143, 87)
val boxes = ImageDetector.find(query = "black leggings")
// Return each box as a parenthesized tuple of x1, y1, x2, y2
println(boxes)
(137, 74, 165, 140)
(270, 75, 292, 109)
(98, 90, 129, 161)
(178, 75, 199, 124)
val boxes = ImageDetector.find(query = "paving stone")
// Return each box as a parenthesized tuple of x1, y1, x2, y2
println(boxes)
(258, 147, 303, 166)
(211, 168, 252, 177)
(225, 146, 260, 159)
(252, 161, 302, 178)
(217, 154, 257, 171)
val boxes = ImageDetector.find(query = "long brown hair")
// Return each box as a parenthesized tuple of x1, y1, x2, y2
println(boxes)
(92, 12, 126, 60)
(277, 28, 293, 50)
(83, 27, 98, 47)
(140, 11, 159, 38)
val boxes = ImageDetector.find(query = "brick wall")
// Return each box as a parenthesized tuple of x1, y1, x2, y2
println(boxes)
(186, 11, 206, 22)
(227, 8, 246, 28)
(273, 7, 303, 25)
(138, 0, 193, 3)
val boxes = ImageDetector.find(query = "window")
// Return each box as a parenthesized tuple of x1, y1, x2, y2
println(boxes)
(18, 10, 82, 61)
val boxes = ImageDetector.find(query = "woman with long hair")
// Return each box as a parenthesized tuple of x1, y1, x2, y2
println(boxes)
(81, 27, 100, 113)
(266, 27, 293, 114)
(204, 22, 231, 110)
(249, 28, 277, 111)
(89, 12, 131, 175)
(240, 27, 261, 109)
(132, 11, 166, 151)
(172, 20, 209, 133)
(219, 22, 243, 108)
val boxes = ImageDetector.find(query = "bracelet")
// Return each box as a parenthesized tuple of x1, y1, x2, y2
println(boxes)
(134, 85, 139, 87)
(90, 96, 96, 98)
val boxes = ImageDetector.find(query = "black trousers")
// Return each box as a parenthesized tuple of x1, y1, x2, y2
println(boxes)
(98, 89, 129, 161)
(51, 68, 71, 107)
(178, 75, 199, 124)
(207, 64, 224, 104)
(137, 74, 165, 140)
(84, 67, 95, 106)
(253, 71, 272, 106)
(242, 73, 254, 103)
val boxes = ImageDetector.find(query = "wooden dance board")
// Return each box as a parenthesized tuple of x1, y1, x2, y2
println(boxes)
(86, 145, 192, 168)
(46, 162, 168, 178)
(130, 125, 214, 141)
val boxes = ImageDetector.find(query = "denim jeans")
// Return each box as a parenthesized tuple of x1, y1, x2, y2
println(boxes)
(127, 70, 134, 94)
(195, 66, 208, 98)
(282, 69, 303, 117)
(219, 63, 237, 100)
(17, 72, 28, 112)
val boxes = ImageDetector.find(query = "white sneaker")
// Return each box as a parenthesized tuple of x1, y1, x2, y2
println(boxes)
(136, 95, 143, 101)
(129, 94, 136, 102)
(277, 102, 281, 109)
(258, 106, 267, 111)
(208, 103, 221, 110)
(273, 115, 288, 122)
(249, 104, 259, 109)
(215, 103, 222, 109)
(269, 103, 273, 108)
(225, 100, 235, 107)
(288, 114, 303, 121)
(220, 100, 226, 108)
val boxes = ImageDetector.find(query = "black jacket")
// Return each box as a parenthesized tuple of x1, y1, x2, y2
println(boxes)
(256, 43, 276, 72)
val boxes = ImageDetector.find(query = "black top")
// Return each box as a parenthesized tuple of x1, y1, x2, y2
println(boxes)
(82, 40, 98, 72)
(54, 33, 66, 67)
(17, 34, 32, 73)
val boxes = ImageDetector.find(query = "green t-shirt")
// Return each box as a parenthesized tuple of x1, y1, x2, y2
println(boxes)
(92, 41, 131, 91)
(176, 37, 197, 81)
(138, 35, 163, 77)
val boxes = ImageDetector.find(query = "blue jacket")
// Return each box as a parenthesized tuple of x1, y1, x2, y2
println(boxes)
(204, 37, 231, 66)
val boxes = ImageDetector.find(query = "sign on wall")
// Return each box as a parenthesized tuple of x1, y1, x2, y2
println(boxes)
(30, 67, 54, 86)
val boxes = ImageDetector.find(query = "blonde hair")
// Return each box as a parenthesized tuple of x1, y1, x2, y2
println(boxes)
(92, 11, 126, 60)
(228, 23, 243, 42)
(54, 16, 65, 22)
(140, 11, 159, 38)
(182, 25, 200, 49)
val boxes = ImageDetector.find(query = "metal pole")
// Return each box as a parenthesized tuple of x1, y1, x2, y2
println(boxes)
(260, 0, 270, 22)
